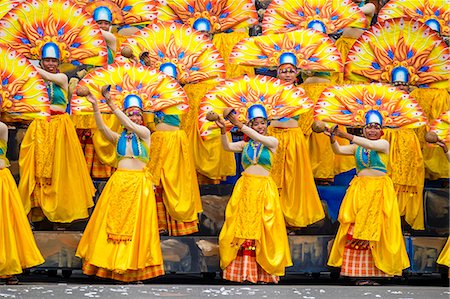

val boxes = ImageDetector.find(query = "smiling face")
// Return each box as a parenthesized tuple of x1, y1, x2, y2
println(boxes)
(125, 108, 144, 125)
(96, 20, 111, 31)
(277, 63, 299, 84)
(363, 123, 382, 140)
(41, 58, 59, 74)
(249, 117, 268, 135)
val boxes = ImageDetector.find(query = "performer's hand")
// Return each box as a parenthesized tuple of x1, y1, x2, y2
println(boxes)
(214, 117, 227, 135)
(225, 111, 243, 129)
(436, 140, 448, 153)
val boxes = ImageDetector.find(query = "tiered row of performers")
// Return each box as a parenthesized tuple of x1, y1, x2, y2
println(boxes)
(0, 0, 448, 286)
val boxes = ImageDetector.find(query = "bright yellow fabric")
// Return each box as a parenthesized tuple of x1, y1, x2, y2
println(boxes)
(219, 173, 293, 276)
(410, 88, 450, 179)
(212, 31, 255, 79)
(181, 81, 236, 180)
(328, 176, 410, 276)
(268, 127, 325, 227)
(147, 130, 202, 222)
(0, 168, 44, 276)
(0, 140, 9, 167)
(92, 115, 122, 167)
(383, 128, 424, 230)
(437, 238, 450, 268)
(332, 36, 357, 84)
(18, 114, 95, 223)
(300, 83, 355, 178)
(76, 169, 163, 274)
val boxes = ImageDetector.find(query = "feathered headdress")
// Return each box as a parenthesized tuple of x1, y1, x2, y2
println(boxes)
(0, 0, 23, 20)
(156, 0, 257, 34)
(229, 29, 342, 72)
(345, 18, 450, 88)
(199, 74, 313, 139)
(0, 0, 108, 66)
(71, 58, 189, 114)
(261, 0, 367, 35)
(0, 45, 50, 121)
(121, 21, 225, 84)
(315, 83, 427, 129)
(428, 110, 450, 143)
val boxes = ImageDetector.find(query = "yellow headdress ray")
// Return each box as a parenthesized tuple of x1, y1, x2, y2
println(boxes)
(199, 74, 313, 139)
(0, 0, 108, 66)
(262, 0, 367, 35)
(121, 21, 225, 84)
(429, 110, 450, 143)
(74, 0, 158, 26)
(229, 29, 342, 72)
(0, 0, 23, 20)
(378, 0, 449, 37)
(0, 45, 50, 121)
(345, 18, 450, 88)
(71, 59, 189, 115)
(156, 0, 257, 34)
(315, 83, 426, 128)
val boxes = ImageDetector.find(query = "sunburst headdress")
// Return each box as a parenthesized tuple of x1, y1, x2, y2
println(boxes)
(315, 83, 426, 129)
(156, 0, 257, 34)
(229, 29, 342, 72)
(198, 74, 313, 139)
(0, 0, 108, 66)
(261, 0, 367, 35)
(71, 58, 189, 115)
(0, 45, 50, 121)
(0, 0, 23, 20)
(121, 21, 225, 84)
(428, 110, 450, 143)
(345, 18, 449, 88)
(378, 0, 449, 37)
(73, 0, 158, 26)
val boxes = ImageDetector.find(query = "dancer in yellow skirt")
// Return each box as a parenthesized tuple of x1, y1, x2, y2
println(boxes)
(0, 121, 44, 285)
(76, 90, 164, 282)
(325, 115, 410, 284)
(18, 43, 95, 223)
(216, 106, 292, 283)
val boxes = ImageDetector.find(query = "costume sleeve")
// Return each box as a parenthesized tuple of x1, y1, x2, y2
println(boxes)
(331, 142, 356, 155)
(221, 134, 245, 152)
(352, 136, 389, 154)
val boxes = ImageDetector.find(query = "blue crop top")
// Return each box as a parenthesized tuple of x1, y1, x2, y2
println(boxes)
(355, 145, 388, 173)
(154, 111, 180, 127)
(241, 140, 273, 171)
(116, 130, 149, 164)
(46, 81, 67, 109)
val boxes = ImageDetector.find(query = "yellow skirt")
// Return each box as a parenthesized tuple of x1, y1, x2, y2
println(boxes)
(18, 114, 95, 223)
(332, 36, 357, 84)
(0, 168, 44, 276)
(268, 127, 325, 227)
(328, 175, 410, 276)
(219, 173, 292, 276)
(76, 169, 164, 282)
(181, 82, 236, 180)
(384, 128, 424, 230)
(437, 238, 450, 268)
(147, 130, 202, 222)
(299, 83, 355, 178)
(410, 88, 450, 179)
(212, 31, 255, 79)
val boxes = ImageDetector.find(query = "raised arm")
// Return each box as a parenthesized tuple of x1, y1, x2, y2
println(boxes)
(85, 93, 119, 143)
(215, 117, 246, 152)
(326, 126, 389, 154)
(101, 29, 117, 53)
(0, 121, 7, 143)
(36, 67, 68, 92)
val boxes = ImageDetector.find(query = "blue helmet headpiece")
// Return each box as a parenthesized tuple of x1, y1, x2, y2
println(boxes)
(41, 42, 60, 60)
(279, 52, 297, 67)
(364, 110, 383, 126)
(159, 62, 177, 78)
(247, 104, 268, 121)
(123, 94, 143, 110)
(93, 6, 113, 23)
(307, 20, 327, 33)
(193, 18, 212, 32)
(391, 66, 409, 86)
(425, 19, 440, 34)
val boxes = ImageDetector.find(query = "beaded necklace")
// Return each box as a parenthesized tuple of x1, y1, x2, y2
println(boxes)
(357, 146, 371, 168)
(246, 140, 264, 165)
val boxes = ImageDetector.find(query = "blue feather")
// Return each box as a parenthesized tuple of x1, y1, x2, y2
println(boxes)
(2, 78, 8, 85)
(371, 62, 381, 69)
(188, 5, 194, 13)
(58, 27, 65, 36)
(122, 5, 132, 12)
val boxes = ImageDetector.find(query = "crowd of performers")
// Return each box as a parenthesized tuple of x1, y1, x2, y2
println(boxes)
(0, 0, 449, 286)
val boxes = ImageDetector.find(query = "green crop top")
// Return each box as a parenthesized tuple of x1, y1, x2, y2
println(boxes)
(46, 81, 67, 110)
(241, 140, 273, 171)
(116, 131, 149, 164)
(154, 111, 180, 127)
(355, 145, 388, 173)
(0, 140, 10, 166)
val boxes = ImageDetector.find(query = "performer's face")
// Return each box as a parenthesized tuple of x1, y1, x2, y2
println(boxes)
(250, 117, 268, 135)
(41, 58, 59, 74)
(126, 108, 144, 125)
(363, 123, 382, 140)
(277, 64, 298, 84)
(97, 20, 111, 31)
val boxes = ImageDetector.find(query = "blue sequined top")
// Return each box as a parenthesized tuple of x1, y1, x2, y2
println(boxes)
(241, 140, 273, 171)
(355, 145, 388, 173)
(116, 130, 149, 164)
